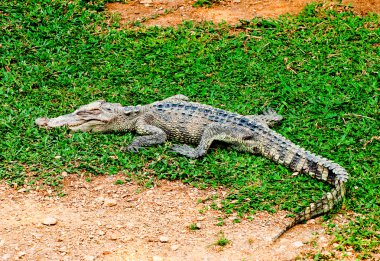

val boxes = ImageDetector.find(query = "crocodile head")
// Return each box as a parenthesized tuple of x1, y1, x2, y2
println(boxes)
(35, 101, 133, 132)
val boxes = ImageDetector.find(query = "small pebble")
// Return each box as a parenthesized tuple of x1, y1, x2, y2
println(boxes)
(58, 247, 67, 253)
(94, 186, 104, 191)
(32, 233, 43, 239)
(42, 217, 57, 226)
(104, 198, 117, 207)
(152, 256, 163, 261)
(108, 232, 120, 240)
(84, 255, 95, 261)
(292, 241, 304, 248)
(121, 236, 133, 242)
(159, 236, 168, 243)
(170, 244, 179, 251)
(35, 223, 43, 228)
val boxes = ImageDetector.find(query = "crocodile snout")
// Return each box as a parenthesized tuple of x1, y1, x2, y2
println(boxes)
(35, 117, 49, 128)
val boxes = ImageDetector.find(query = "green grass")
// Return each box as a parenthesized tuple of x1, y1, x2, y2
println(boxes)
(193, 0, 221, 8)
(214, 232, 231, 247)
(189, 223, 201, 230)
(0, 0, 379, 257)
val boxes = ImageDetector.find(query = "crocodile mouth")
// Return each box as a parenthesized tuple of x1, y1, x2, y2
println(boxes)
(36, 114, 79, 128)
(35, 101, 124, 132)
(35, 114, 105, 131)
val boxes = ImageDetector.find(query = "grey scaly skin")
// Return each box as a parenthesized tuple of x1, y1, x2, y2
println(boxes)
(36, 94, 348, 240)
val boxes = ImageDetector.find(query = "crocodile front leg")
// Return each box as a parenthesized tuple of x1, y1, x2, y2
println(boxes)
(171, 123, 254, 158)
(127, 118, 167, 152)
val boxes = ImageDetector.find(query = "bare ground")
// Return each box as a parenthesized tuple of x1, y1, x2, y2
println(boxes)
(1, 175, 341, 261)
(2, 1, 379, 260)
(106, 0, 380, 27)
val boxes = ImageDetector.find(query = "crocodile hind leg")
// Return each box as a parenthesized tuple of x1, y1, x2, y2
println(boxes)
(171, 123, 255, 158)
(245, 108, 283, 127)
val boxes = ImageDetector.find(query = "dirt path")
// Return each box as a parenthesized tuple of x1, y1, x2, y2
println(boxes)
(106, 0, 380, 27)
(1, 175, 336, 260)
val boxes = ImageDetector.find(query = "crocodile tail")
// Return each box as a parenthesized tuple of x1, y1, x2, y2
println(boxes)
(272, 180, 345, 241)
(252, 127, 348, 240)
(256, 127, 349, 183)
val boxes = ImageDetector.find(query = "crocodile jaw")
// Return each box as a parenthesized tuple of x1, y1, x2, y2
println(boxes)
(35, 114, 105, 131)
(35, 101, 123, 132)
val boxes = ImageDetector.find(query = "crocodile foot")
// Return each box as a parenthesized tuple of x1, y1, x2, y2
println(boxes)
(171, 144, 202, 158)
(122, 145, 141, 153)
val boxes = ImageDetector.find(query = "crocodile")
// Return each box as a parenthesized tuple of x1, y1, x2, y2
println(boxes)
(36, 94, 348, 239)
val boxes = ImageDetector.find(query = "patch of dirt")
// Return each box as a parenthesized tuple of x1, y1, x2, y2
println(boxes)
(1, 175, 338, 260)
(106, 0, 380, 27)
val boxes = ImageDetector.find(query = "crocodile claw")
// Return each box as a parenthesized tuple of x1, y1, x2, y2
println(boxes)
(125, 145, 140, 153)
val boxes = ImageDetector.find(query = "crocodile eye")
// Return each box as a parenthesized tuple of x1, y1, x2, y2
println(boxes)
(124, 108, 133, 115)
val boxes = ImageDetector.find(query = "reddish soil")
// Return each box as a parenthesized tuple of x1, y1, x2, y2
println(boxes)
(1, 175, 344, 260)
(106, 0, 380, 27)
